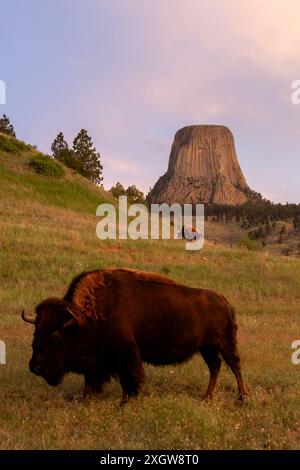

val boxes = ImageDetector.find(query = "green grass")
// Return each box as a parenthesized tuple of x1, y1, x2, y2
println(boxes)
(238, 235, 264, 251)
(0, 134, 300, 449)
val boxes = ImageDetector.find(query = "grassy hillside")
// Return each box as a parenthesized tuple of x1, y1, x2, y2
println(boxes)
(0, 134, 300, 449)
(0, 132, 114, 214)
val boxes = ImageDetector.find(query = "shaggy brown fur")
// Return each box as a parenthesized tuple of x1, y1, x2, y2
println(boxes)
(24, 268, 248, 403)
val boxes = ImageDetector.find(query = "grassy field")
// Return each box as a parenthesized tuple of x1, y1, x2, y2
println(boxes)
(0, 135, 300, 449)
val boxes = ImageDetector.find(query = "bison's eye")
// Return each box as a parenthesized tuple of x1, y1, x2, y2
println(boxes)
(51, 331, 62, 341)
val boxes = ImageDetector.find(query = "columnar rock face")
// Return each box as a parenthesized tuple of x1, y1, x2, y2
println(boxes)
(147, 125, 253, 205)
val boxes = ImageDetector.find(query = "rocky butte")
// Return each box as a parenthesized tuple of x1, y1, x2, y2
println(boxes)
(147, 125, 255, 206)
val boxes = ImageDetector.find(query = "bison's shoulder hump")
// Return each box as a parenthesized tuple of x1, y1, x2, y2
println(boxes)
(64, 270, 104, 301)
(105, 268, 181, 286)
(65, 268, 183, 301)
(64, 270, 106, 320)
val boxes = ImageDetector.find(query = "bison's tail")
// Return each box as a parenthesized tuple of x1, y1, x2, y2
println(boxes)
(229, 302, 237, 324)
(224, 299, 239, 353)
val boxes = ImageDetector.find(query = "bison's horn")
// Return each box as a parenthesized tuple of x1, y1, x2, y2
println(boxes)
(21, 309, 35, 324)
(62, 317, 77, 329)
(63, 306, 78, 328)
(65, 306, 77, 320)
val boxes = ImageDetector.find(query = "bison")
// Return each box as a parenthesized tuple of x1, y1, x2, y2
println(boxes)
(181, 225, 202, 242)
(22, 268, 248, 403)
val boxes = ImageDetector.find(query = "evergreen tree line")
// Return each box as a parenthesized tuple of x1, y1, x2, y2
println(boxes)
(110, 182, 145, 204)
(202, 200, 300, 228)
(51, 131, 103, 185)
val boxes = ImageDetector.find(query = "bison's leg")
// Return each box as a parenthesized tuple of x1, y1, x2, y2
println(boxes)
(83, 373, 104, 398)
(200, 346, 222, 400)
(118, 342, 145, 405)
(219, 346, 248, 400)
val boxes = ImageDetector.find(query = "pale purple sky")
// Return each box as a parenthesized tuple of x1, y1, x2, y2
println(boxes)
(1, 0, 300, 202)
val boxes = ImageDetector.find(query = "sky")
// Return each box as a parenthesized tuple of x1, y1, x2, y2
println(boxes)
(1, 0, 300, 202)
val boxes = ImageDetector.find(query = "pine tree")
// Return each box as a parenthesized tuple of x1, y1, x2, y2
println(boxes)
(256, 225, 264, 239)
(125, 185, 145, 204)
(293, 215, 300, 231)
(51, 132, 69, 160)
(265, 219, 271, 234)
(110, 182, 126, 198)
(57, 148, 85, 174)
(73, 129, 103, 185)
(278, 225, 287, 244)
(0, 114, 16, 137)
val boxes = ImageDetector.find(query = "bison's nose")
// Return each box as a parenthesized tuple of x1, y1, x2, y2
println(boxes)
(29, 359, 43, 375)
(34, 365, 43, 375)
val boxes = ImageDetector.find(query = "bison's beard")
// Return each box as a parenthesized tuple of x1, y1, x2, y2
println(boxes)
(38, 367, 65, 387)
(29, 350, 69, 387)
(44, 373, 63, 387)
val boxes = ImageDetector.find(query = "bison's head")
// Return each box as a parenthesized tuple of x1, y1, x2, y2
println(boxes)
(22, 298, 80, 386)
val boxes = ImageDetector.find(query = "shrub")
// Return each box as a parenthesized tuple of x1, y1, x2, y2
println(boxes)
(238, 236, 264, 252)
(29, 154, 65, 178)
